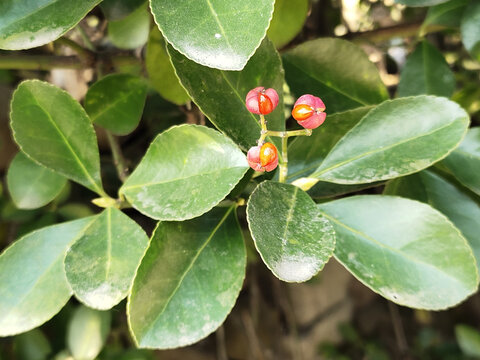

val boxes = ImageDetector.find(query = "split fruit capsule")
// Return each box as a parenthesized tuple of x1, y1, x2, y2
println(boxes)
(245, 87, 279, 115)
(291, 94, 326, 129)
(247, 142, 279, 172)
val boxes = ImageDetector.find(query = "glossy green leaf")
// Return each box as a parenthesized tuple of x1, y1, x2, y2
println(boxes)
(288, 107, 377, 197)
(307, 182, 381, 200)
(282, 38, 389, 114)
(67, 306, 111, 360)
(0, 1, 101, 50)
(7, 152, 67, 209)
(168, 38, 285, 150)
(385, 170, 480, 273)
(0, 218, 94, 336)
(442, 127, 480, 196)
(128, 206, 246, 348)
(307, 96, 469, 185)
(108, 5, 150, 50)
(65, 208, 149, 310)
(423, 0, 469, 29)
(150, 0, 274, 70)
(319, 195, 478, 310)
(397, 40, 455, 98)
(267, 0, 309, 48)
(14, 329, 51, 360)
(247, 181, 335, 282)
(120, 124, 248, 220)
(146, 28, 190, 105)
(461, 0, 480, 61)
(10, 80, 105, 196)
(455, 324, 480, 357)
(288, 107, 372, 182)
(101, 0, 146, 21)
(85, 74, 148, 135)
(395, 0, 450, 6)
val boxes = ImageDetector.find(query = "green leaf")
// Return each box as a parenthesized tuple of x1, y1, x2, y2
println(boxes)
(0, 217, 94, 336)
(101, 0, 146, 21)
(150, 0, 274, 70)
(14, 329, 51, 360)
(10, 80, 105, 196)
(287, 107, 372, 182)
(455, 324, 480, 357)
(461, 1, 480, 65)
(0, 1, 101, 50)
(65, 208, 149, 310)
(307, 182, 381, 200)
(128, 206, 245, 348)
(319, 195, 478, 310)
(146, 28, 190, 105)
(85, 74, 148, 135)
(168, 38, 285, 151)
(108, 5, 150, 50)
(395, 0, 450, 6)
(282, 38, 389, 114)
(267, 0, 309, 48)
(397, 40, 455, 98)
(287, 107, 379, 197)
(120, 124, 248, 220)
(67, 306, 111, 360)
(58, 203, 95, 220)
(247, 181, 335, 282)
(442, 127, 480, 196)
(308, 96, 469, 185)
(385, 170, 480, 274)
(7, 152, 67, 209)
(423, 0, 469, 29)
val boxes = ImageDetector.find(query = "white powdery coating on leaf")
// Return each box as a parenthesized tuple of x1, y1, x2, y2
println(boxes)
(81, 282, 123, 309)
(272, 255, 321, 282)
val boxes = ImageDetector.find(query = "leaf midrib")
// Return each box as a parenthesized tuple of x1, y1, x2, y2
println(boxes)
(319, 209, 469, 288)
(219, 72, 279, 149)
(204, 0, 233, 52)
(26, 89, 102, 194)
(314, 117, 461, 178)
(283, 57, 369, 107)
(122, 166, 245, 191)
(1, 219, 95, 323)
(281, 186, 298, 248)
(142, 206, 234, 338)
(89, 86, 142, 122)
(105, 208, 112, 281)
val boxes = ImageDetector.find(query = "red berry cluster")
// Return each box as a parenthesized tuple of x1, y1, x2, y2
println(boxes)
(245, 87, 326, 172)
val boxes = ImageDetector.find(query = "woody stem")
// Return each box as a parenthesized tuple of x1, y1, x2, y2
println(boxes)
(278, 136, 288, 183)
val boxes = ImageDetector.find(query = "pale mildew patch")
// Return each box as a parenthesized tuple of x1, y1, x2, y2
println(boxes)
(272, 255, 321, 282)
(82, 282, 122, 308)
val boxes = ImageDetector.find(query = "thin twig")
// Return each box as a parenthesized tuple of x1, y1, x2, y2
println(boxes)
(105, 130, 128, 182)
(278, 136, 288, 183)
(56, 36, 95, 63)
(272, 279, 303, 360)
(388, 301, 409, 357)
(241, 310, 266, 360)
(344, 22, 446, 43)
(215, 326, 229, 360)
(77, 23, 96, 51)
(0, 55, 86, 70)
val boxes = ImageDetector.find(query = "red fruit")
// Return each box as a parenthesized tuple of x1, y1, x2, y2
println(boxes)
(245, 87, 279, 115)
(292, 94, 326, 129)
(247, 142, 278, 172)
